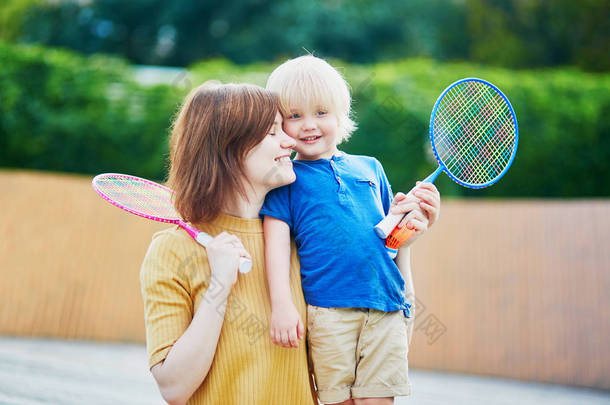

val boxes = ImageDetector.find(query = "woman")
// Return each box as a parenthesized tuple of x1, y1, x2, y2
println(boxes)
(140, 82, 441, 405)
(140, 82, 311, 405)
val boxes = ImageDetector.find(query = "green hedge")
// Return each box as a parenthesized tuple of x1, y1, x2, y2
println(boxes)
(0, 42, 182, 180)
(2, 43, 609, 197)
(190, 58, 610, 198)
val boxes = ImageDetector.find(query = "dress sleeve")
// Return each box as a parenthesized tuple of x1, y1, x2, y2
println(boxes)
(375, 158, 394, 215)
(259, 184, 293, 229)
(140, 231, 201, 369)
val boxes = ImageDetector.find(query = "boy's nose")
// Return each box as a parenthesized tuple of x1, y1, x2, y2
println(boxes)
(302, 116, 316, 131)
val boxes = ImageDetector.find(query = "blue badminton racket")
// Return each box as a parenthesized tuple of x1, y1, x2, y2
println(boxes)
(375, 78, 518, 256)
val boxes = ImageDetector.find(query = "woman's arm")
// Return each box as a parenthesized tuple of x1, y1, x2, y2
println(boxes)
(264, 216, 304, 348)
(150, 232, 250, 405)
(151, 281, 230, 405)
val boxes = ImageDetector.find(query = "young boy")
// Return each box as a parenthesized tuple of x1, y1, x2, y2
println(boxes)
(261, 55, 437, 405)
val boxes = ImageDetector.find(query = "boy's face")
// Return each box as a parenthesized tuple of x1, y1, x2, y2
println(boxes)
(282, 104, 340, 161)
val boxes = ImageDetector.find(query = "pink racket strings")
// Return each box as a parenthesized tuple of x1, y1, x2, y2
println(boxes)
(92, 173, 253, 273)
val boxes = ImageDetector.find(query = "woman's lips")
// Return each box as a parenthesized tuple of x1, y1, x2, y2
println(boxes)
(274, 155, 292, 165)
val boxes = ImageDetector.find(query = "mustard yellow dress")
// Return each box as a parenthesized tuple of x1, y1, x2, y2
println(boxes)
(140, 213, 316, 405)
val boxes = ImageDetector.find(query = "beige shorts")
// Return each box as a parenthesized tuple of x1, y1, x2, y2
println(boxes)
(307, 305, 411, 404)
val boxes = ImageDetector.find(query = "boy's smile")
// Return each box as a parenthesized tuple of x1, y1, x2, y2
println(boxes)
(300, 135, 322, 144)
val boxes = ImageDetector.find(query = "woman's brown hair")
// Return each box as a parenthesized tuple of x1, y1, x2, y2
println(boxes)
(168, 82, 278, 224)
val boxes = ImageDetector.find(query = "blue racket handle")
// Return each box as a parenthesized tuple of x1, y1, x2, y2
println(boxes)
(374, 166, 443, 239)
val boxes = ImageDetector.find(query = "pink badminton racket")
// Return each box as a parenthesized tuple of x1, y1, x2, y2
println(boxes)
(92, 173, 252, 273)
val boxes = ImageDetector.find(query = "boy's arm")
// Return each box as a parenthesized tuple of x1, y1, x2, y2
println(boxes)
(392, 206, 428, 345)
(263, 215, 304, 349)
(264, 216, 293, 305)
(395, 246, 415, 344)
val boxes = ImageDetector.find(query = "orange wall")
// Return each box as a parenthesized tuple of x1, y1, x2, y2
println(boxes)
(1, 171, 608, 390)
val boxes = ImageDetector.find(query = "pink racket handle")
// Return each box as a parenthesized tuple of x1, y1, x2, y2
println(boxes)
(179, 220, 252, 274)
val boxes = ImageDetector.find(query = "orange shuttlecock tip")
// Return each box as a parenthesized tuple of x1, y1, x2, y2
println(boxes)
(386, 225, 416, 250)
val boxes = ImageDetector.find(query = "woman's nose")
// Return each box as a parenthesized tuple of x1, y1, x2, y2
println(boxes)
(280, 130, 296, 148)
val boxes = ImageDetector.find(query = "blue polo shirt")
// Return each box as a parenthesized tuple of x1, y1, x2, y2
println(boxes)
(260, 153, 410, 314)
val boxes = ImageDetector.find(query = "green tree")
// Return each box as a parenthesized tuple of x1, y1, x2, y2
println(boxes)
(466, 0, 610, 71)
(0, 0, 39, 41)
(13, 0, 609, 71)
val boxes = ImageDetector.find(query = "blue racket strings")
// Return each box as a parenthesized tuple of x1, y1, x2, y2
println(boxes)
(431, 79, 518, 188)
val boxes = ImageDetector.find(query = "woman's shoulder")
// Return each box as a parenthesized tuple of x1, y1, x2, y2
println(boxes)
(140, 226, 204, 279)
(151, 225, 193, 243)
(145, 226, 198, 254)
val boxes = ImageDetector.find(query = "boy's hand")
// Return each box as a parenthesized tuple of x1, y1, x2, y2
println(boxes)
(412, 181, 441, 227)
(390, 183, 441, 228)
(270, 302, 304, 348)
(397, 207, 429, 248)
(389, 192, 421, 218)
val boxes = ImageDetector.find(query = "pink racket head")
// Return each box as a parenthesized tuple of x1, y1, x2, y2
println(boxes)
(92, 173, 180, 223)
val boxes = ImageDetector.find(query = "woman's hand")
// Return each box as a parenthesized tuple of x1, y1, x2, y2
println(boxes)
(205, 232, 251, 292)
(270, 301, 304, 349)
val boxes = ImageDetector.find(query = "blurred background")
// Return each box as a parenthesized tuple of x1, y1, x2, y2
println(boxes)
(1, 0, 609, 404)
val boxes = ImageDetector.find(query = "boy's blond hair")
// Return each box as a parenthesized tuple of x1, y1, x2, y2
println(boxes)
(266, 55, 356, 144)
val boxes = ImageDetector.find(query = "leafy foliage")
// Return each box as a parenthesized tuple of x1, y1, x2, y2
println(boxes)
(2, 43, 609, 197)
(8, 0, 609, 71)
(0, 42, 182, 180)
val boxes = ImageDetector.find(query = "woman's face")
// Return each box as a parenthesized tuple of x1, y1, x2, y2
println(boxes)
(243, 112, 297, 193)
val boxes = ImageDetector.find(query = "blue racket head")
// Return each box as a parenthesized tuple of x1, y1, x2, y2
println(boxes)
(429, 78, 518, 189)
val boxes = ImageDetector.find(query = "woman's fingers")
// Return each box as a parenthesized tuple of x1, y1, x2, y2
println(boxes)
(236, 247, 252, 261)
(297, 317, 304, 340)
(271, 329, 277, 345)
(288, 327, 298, 348)
(211, 233, 252, 260)
(280, 330, 290, 348)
